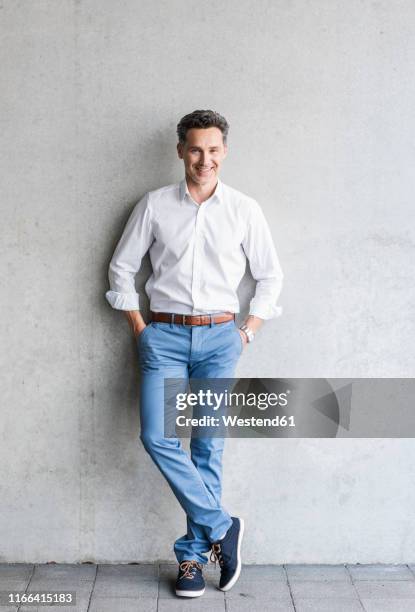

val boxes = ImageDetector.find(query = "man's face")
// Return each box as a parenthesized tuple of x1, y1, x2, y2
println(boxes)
(177, 127, 227, 185)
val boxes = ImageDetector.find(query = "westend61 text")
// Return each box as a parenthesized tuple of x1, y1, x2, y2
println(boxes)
(176, 415, 295, 427)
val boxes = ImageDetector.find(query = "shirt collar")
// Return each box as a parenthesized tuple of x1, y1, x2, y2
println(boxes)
(179, 176, 224, 205)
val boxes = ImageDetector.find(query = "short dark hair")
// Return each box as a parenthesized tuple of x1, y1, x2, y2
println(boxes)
(176, 109, 229, 145)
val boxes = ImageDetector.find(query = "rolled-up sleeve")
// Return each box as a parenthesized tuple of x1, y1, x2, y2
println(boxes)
(105, 193, 154, 311)
(242, 199, 284, 320)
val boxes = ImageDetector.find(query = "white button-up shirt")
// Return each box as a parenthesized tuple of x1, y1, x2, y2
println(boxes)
(105, 177, 284, 319)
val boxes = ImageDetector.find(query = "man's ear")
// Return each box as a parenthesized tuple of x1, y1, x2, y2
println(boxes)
(177, 142, 183, 159)
(223, 144, 228, 159)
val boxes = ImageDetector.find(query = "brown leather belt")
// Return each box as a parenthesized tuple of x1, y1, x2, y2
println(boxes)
(150, 311, 235, 326)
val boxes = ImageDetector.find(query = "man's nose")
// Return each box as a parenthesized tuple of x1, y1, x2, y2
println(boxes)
(200, 153, 211, 166)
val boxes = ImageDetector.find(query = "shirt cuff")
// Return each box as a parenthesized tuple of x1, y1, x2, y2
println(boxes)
(105, 290, 140, 311)
(248, 302, 283, 320)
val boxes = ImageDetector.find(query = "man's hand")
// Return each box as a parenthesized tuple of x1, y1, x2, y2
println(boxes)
(238, 328, 248, 348)
(124, 310, 147, 338)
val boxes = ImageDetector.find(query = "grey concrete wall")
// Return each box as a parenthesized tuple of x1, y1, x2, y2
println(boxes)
(1, 0, 415, 563)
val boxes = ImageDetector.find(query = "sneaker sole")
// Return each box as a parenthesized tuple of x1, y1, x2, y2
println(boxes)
(219, 517, 245, 591)
(175, 587, 205, 597)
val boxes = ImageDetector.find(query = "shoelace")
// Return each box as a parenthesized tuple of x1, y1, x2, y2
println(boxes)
(209, 542, 224, 567)
(179, 560, 203, 580)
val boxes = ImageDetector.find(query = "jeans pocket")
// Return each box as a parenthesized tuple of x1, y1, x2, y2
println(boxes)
(136, 322, 152, 347)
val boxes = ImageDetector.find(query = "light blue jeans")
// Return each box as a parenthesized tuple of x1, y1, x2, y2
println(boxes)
(137, 316, 243, 564)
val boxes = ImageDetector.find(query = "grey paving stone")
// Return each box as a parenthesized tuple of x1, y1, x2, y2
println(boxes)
(0, 564, 33, 580)
(224, 579, 292, 601)
(238, 564, 286, 580)
(226, 599, 295, 611)
(285, 564, 351, 582)
(158, 599, 226, 611)
(295, 598, 364, 611)
(0, 589, 17, 612)
(0, 577, 31, 591)
(97, 563, 158, 579)
(347, 564, 414, 581)
(361, 598, 415, 611)
(290, 580, 358, 599)
(158, 563, 178, 577)
(28, 565, 96, 595)
(92, 576, 157, 598)
(354, 580, 415, 599)
(89, 595, 157, 611)
(24, 581, 93, 603)
(24, 582, 93, 599)
(92, 564, 158, 598)
(31, 563, 96, 582)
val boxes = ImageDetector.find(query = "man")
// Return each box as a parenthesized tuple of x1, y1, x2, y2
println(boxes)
(105, 110, 283, 597)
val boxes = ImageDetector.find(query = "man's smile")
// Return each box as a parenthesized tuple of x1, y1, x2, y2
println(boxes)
(196, 167, 214, 174)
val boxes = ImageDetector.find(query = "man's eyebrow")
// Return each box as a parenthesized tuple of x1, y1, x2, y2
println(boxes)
(189, 146, 220, 149)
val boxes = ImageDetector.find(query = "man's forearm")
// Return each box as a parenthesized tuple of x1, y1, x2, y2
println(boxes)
(124, 310, 147, 337)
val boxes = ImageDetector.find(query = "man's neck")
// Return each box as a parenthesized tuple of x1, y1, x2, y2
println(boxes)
(185, 173, 218, 205)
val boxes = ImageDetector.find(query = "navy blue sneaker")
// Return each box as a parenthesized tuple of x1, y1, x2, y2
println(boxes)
(175, 560, 205, 597)
(210, 516, 244, 591)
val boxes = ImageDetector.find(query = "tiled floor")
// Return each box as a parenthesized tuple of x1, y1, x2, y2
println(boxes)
(1, 562, 415, 611)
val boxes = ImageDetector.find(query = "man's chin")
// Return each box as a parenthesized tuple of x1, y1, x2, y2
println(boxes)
(191, 172, 217, 184)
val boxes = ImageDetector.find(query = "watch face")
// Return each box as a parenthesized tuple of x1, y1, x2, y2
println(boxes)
(241, 325, 254, 342)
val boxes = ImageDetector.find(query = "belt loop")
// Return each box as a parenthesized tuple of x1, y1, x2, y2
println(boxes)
(170, 313, 174, 329)
(209, 314, 214, 328)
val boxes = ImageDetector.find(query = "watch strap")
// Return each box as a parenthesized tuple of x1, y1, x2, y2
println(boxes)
(240, 324, 255, 342)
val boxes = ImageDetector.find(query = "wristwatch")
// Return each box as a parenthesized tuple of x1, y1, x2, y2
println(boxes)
(239, 324, 255, 343)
